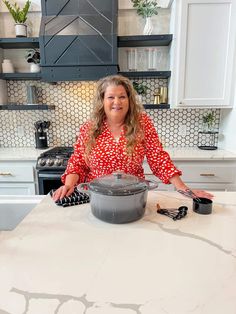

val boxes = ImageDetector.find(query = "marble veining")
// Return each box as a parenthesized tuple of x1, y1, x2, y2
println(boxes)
(3, 288, 143, 314)
(147, 219, 234, 256)
(0, 191, 236, 314)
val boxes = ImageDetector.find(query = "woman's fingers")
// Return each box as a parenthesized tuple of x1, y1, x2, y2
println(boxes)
(52, 187, 63, 201)
(52, 185, 73, 201)
(66, 186, 75, 197)
(192, 190, 214, 200)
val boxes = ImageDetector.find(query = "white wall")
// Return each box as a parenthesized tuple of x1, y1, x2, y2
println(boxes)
(219, 35, 236, 153)
(219, 108, 236, 153)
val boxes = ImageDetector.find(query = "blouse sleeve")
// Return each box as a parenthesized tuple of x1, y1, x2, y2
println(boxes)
(61, 122, 90, 184)
(141, 113, 182, 184)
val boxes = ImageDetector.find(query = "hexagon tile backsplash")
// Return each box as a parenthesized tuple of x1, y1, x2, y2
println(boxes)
(0, 79, 220, 148)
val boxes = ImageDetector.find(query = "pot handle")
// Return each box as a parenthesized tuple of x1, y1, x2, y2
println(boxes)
(146, 179, 159, 190)
(77, 183, 90, 196)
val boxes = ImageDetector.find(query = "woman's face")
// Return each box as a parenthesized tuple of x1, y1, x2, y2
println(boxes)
(103, 84, 129, 124)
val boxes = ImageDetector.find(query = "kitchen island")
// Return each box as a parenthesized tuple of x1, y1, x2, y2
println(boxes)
(0, 191, 235, 314)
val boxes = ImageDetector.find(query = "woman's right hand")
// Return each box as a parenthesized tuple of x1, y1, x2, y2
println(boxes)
(52, 185, 75, 201)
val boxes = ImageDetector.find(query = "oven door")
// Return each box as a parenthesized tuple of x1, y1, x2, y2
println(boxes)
(37, 171, 63, 195)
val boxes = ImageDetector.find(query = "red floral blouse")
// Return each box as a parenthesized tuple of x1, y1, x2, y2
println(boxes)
(61, 112, 181, 185)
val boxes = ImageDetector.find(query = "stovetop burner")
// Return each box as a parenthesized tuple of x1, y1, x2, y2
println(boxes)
(36, 146, 74, 171)
(40, 146, 74, 157)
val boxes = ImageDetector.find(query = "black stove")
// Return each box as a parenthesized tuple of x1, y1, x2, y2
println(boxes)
(36, 146, 74, 171)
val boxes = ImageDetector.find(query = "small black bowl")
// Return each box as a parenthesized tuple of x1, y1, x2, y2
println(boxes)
(193, 197, 213, 215)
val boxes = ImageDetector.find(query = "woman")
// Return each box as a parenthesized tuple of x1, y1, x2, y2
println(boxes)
(53, 75, 213, 201)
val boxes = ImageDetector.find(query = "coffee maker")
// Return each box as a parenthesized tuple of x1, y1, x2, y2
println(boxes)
(34, 121, 50, 149)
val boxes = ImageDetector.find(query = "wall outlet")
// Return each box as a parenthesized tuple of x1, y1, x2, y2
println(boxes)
(178, 124, 187, 136)
(17, 125, 24, 137)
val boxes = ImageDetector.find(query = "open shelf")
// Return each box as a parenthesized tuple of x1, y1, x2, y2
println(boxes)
(0, 104, 55, 110)
(118, 34, 172, 47)
(119, 71, 171, 78)
(0, 37, 39, 49)
(144, 104, 170, 109)
(0, 73, 41, 80)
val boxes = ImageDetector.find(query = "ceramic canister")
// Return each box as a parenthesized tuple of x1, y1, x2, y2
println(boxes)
(2, 59, 14, 73)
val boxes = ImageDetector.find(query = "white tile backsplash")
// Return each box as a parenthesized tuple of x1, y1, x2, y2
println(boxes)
(0, 79, 220, 148)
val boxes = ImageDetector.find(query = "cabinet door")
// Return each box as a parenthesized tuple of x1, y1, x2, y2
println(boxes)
(0, 164, 34, 182)
(0, 183, 36, 195)
(174, 0, 236, 107)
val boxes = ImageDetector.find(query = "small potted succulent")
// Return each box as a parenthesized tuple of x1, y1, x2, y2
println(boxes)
(133, 81, 149, 102)
(26, 49, 40, 72)
(131, 0, 159, 35)
(202, 112, 215, 132)
(2, 0, 31, 37)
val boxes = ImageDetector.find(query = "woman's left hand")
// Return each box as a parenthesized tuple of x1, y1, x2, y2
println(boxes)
(191, 189, 214, 200)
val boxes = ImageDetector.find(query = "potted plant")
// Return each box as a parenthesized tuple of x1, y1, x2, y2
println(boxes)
(133, 81, 149, 102)
(25, 49, 40, 72)
(131, 0, 159, 35)
(202, 112, 215, 132)
(2, 0, 31, 37)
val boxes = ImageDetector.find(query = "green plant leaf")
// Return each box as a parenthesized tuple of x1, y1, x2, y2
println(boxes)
(202, 112, 215, 129)
(2, 0, 31, 23)
(131, 0, 159, 18)
(133, 81, 149, 95)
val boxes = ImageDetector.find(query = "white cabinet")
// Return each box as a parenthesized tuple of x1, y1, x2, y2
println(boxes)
(144, 160, 236, 191)
(175, 160, 236, 191)
(0, 161, 36, 195)
(171, 0, 236, 108)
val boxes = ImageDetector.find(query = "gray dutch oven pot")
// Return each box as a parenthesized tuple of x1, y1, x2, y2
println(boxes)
(77, 172, 158, 224)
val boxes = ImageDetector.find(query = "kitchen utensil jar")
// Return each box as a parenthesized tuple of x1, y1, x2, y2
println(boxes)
(34, 120, 50, 149)
(77, 172, 158, 224)
(35, 131, 48, 149)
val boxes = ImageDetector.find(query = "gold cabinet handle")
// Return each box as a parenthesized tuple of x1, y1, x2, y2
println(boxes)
(200, 173, 215, 177)
(0, 172, 13, 176)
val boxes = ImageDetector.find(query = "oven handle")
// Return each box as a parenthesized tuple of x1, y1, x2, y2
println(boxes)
(38, 172, 63, 179)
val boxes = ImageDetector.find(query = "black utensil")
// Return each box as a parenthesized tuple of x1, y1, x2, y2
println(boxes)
(177, 189, 202, 203)
(157, 206, 188, 220)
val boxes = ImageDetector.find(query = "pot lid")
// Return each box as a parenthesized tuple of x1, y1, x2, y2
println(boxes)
(88, 172, 148, 196)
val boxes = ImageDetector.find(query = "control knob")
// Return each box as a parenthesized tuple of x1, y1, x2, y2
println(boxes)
(54, 158, 63, 166)
(46, 159, 54, 166)
(38, 158, 46, 166)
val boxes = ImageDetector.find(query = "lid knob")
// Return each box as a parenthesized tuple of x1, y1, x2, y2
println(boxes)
(113, 172, 123, 179)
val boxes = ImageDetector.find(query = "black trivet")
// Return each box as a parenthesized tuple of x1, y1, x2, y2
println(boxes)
(50, 187, 90, 207)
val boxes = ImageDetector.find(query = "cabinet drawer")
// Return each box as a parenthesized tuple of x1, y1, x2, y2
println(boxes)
(143, 160, 236, 185)
(0, 183, 35, 195)
(176, 162, 236, 183)
(0, 165, 34, 182)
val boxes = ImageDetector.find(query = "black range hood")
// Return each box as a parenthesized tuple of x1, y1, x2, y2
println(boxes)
(39, 0, 118, 82)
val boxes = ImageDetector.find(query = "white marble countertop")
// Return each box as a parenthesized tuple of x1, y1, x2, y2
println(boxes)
(0, 147, 48, 161)
(0, 191, 235, 314)
(1, 146, 236, 161)
(166, 147, 236, 160)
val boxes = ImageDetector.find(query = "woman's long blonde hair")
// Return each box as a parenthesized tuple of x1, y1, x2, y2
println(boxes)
(85, 75, 144, 158)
